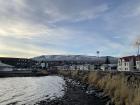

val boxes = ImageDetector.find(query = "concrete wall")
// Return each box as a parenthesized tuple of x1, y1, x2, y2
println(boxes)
(0, 67, 13, 71)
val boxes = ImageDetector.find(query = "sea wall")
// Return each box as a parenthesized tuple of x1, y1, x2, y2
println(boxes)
(58, 70, 140, 105)
(0, 70, 48, 77)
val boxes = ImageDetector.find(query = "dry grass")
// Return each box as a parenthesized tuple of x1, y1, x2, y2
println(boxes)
(59, 70, 140, 105)
(87, 72, 140, 105)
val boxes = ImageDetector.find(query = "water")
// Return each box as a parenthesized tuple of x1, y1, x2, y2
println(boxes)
(0, 76, 65, 105)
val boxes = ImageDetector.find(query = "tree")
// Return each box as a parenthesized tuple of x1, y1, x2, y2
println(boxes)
(105, 56, 110, 64)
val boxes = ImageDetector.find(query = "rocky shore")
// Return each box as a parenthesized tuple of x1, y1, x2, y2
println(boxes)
(37, 77, 112, 105)
(57, 70, 140, 105)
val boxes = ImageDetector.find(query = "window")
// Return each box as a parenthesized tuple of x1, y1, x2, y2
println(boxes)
(119, 61, 122, 66)
(125, 63, 127, 66)
(125, 68, 128, 70)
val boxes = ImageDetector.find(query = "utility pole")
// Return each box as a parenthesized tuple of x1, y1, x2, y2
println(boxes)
(105, 56, 110, 70)
(136, 41, 140, 55)
(97, 51, 100, 70)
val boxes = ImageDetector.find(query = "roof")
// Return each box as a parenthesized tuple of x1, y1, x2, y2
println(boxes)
(102, 64, 117, 67)
(0, 61, 14, 67)
(136, 55, 140, 61)
(119, 56, 135, 62)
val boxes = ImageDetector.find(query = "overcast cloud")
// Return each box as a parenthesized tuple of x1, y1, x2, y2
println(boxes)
(0, 0, 140, 57)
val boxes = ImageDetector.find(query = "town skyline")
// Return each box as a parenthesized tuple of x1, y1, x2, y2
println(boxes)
(1, 0, 140, 58)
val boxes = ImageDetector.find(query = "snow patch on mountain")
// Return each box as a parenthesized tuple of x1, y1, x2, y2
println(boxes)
(32, 55, 118, 64)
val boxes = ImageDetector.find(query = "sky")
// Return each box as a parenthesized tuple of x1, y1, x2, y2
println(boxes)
(0, 0, 140, 58)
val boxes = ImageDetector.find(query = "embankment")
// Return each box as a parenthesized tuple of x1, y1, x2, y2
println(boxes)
(0, 70, 48, 77)
(58, 70, 140, 105)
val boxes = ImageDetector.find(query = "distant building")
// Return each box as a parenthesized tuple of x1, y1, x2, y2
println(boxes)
(101, 64, 117, 71)
(0, 61, 14, 71)
(118, 56, 135, 71)
(40, 61, 48, 69)
(136, 55, 140, 71)
(89, 64, 95, 70)
(69, 65, 76, 70)
(83, 64, 90, 70)
(0, 57, 37, 69)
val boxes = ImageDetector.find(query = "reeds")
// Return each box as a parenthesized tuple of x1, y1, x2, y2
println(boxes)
(59, 70, 140, 105)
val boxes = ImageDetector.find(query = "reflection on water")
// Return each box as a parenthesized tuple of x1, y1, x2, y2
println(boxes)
(0, 76, 65, 105)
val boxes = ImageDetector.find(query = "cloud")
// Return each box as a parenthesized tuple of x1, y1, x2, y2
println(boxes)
(0, 36, 68, 58)
(0, 0, 109, 37)
(0, 0, 109, 23)
(0, 22, 48, 39)
(0, 0, 140, 57)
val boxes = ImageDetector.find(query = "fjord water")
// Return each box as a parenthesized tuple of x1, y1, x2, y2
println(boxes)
(0, 76, 65, 105)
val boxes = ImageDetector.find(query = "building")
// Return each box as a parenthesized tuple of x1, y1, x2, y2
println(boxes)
(101, 64, 117, 71)
(89, 64, 95, 70)
(118, 56, 135, 71)
(83, 64, 90, 70)
(69, 65, 76, 70)
(0, 61, 14, 71)
(0, 57, 37, 69)
(39, 61, 48, 69)
(135, 55, 140, 71)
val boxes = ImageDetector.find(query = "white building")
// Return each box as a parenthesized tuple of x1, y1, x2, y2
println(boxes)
(77, 64, 89, 71)
(101, 64, 117, 71)
(89, 65, 95, 71)
(0, 61, 14, 71)
(83, 64, 89, 70)
(118, 56, 135, 71)
(69, 65, 76, 70)
(40, 62, 48, 69)
(136, 55, 140, 71)
(77, 64, 95, 71)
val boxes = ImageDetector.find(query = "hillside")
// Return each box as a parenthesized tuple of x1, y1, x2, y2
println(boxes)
(32, 55, 118, 64)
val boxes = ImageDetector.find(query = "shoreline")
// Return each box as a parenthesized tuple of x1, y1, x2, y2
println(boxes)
(58, 70, 140, 105)
(0, 70, 48, 77)
(37, 77, 112, 105)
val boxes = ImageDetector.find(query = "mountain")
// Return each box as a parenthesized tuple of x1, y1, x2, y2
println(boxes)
(32, 55, 118, 64)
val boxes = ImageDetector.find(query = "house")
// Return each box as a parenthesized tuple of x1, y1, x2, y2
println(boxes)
(78, 64, 95, 71)
(89, 64, 95, 70)
(135, 55, 140, 71)
(83, 64, 90, 70)
(40, 61, 48, 69)
(69, 65, 76, 70)
(118, 56, 135, 71)
(0, 61, 14, 71)
(77, 65, 83, 70)
(101, 64, 117, 71)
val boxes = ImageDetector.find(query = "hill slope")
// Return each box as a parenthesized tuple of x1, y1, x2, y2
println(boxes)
(32, 55, 118, 64)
